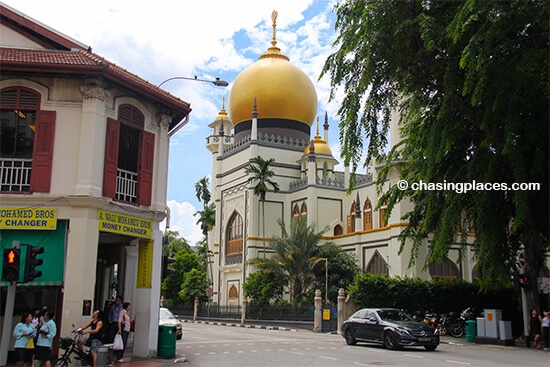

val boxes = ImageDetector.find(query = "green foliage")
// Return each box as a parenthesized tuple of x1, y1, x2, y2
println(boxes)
(161, 250, 203, 305)
(243, 270, 285, 306)
(162, 230, 192, 257)
(321, 0, 549, 311)
(347, 273, 516, 315)
(309, 242, 359, 303)
(179, 268, 208, 304)
(247, 218, 327, 304)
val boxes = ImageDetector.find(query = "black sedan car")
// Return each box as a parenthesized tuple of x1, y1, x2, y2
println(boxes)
(341, 308, 439, 351)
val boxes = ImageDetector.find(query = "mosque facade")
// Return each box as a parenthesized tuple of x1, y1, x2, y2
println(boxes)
(205, 15, 477, 307)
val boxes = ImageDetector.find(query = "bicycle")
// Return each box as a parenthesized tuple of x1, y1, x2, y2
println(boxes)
(53, 326, 93, 367)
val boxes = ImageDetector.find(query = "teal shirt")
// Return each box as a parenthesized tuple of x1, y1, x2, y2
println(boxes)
(37, 319, 56, 348)
(13, 322, 35, 349)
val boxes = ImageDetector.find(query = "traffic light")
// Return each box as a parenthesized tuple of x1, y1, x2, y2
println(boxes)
(162, 255, 176, 280)
(2, 247, 20, 282)
(510, 269, 520, 292)
(519, 271, 531, 291)
(24, 246, 44, 282)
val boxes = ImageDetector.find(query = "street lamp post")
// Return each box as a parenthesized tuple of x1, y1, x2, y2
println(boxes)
(319, 258, 329, 305)
(157, 76, 229, 88)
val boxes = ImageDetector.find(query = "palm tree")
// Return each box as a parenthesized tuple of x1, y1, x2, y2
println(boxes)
(248, 218, 328, 304)
(162, 230, 191, 256)
(194, 176, 215, 286)
(195, 176, 211, 205)
(245, 156, 280, 257)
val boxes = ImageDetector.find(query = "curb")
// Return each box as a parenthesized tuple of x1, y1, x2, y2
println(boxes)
(181, 319, 297, 332)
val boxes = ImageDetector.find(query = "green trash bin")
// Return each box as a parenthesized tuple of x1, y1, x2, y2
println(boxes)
(158, 324, 177, 358)
(466, 320, 477, 343)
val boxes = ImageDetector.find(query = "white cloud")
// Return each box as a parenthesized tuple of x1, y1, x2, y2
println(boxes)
(162, 200, 204, 246)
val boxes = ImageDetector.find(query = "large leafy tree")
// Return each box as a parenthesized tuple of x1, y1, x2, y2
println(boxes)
(161, 250, 203, 306)
(248, 218, 327, 305)
(321, 0, 548, 310)
(310, 242, 360, 304)
(243, 270, 285, 306)
(245, 156, 280, 257)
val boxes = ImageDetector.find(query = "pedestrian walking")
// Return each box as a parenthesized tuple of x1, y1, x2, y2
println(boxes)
(107, 296, 123, 343)
(13, 312, 35, 366)
(35, 309, 56, 367)
(115, 302, 131, 362)
(528, 308, 542, 349)
(542, 311, 550, 351)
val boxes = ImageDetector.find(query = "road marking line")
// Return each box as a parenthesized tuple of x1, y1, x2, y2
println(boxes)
(320, 356, 337, 360)
(291, 352, 306, 356)
(208, 352, 215, 355)
(446, 360, 471, 365)
(404, 353, 424, 358)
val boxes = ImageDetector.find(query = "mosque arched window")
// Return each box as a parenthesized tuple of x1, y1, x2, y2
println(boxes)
(366, 250, 388, 276)
(363, 198, 372, 230)
(429, 257, 459, 280)
(379, 202, 388, 228)
(226, 211, 243, 264)
(300, 202, 307, 220)
(347, 202, 357, 233)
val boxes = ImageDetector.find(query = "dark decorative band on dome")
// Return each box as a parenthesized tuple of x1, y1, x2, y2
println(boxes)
(234, 118, 311, 135)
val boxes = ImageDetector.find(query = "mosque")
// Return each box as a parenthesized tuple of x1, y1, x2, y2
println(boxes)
(204, 13, 477, 306)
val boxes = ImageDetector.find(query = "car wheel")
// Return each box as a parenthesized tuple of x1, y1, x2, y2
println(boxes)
(344, 329, 357, 345)
(383, 331, 398, 350)
(424, 345, 437, 351)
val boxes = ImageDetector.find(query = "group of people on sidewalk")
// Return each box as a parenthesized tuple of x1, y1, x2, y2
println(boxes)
(77, 295, 132, 366)
(12, 307, 56, 367)
(12, 296, 132, 367)
(528, 308, 550, 351)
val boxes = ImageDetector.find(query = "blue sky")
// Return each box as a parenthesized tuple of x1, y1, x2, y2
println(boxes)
(5, 0, 348, 245)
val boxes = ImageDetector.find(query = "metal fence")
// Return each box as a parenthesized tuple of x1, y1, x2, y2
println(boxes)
(172, 304, 316, 322)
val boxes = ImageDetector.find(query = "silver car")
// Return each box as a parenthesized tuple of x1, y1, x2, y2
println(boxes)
(159, 307, 183, 340)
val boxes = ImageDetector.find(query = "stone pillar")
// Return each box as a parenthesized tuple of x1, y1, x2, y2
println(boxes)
(241, 298, 248, 324)
(337, 288, 346, 334)
(194, 296, 199, 321)
(313, 289, 322, 333)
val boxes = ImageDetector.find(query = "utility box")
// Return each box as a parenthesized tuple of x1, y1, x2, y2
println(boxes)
(499, 320, 512, 341)
(484, 309, 502, 338)
(476, 317, 485, 337)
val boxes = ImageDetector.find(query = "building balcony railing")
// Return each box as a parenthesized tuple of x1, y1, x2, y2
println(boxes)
(0, 158, 32, 192)
(116, 168, 137, 203)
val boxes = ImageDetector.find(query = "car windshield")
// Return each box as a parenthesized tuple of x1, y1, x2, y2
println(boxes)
(160, 309, 175, 319)
(377, 310, 414, 322)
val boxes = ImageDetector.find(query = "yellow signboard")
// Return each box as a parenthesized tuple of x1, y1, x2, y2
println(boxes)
(137, 239, 154, 288)
(323, 309, 331, 320)
(0, 208, 57, 230)
(98, 210, 152, 238)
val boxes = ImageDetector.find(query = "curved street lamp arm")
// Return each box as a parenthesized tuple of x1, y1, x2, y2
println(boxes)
(157, 76, 228, 88)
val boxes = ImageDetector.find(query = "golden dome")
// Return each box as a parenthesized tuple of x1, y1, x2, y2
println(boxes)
(214, 97, 230, 123)
(303, 119, 333, 155)
(228, 11, 317, 127)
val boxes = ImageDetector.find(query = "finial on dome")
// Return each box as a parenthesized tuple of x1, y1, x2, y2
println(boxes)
(271, 11, 278, 47)
(259, 10, 289, 61)
(315, 116, 320, 137)
(222, 96, 226, 111)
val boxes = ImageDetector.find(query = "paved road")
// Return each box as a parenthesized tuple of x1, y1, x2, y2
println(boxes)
(175, 322, 549, 367)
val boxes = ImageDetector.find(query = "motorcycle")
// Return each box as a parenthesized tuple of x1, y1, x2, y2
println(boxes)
(448, 307, 475, 338)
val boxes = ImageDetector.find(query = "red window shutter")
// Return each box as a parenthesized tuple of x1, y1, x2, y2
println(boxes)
(138, 131, 154, 206)
(30, 110, 56, 193)
(103, 118, 120, 198)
